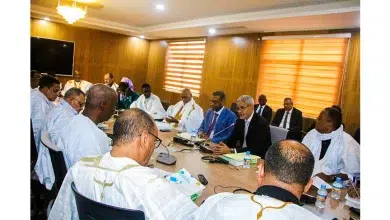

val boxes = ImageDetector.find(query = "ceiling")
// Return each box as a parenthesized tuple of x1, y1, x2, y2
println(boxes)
(31, 0, 360, 39)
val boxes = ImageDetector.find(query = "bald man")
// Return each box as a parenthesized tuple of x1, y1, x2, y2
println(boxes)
(49, 109, 198, 220)
(165, 88, 204, 132)
(104, 72, 119, 91)
(61, 70, 93, 96)
(57, 84, 118, 169)
(197, 140, 321, 220)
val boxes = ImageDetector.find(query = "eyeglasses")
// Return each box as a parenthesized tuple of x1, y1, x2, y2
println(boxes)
(237, 105, 250, 111)
(148, 131, 162, 149)
(72, 97, 85, 108)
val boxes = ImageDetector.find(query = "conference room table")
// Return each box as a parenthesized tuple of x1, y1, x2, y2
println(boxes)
(103, 119, 356, 220)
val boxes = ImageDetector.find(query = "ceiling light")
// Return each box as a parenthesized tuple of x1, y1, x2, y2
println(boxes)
(57, 1, 87, 24)
(156, 4, 165, 11)
(208, 28, 216, 34)
(140, 35, 145, 39)
(44, 17, 50, 21)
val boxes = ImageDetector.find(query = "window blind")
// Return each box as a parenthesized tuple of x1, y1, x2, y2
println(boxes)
(163, 39, 206, 96)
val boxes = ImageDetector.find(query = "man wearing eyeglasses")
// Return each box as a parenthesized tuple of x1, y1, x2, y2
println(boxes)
(213, 95, 271, 158)
(34, 88, 85, 190)
(49, 109, 198, 220)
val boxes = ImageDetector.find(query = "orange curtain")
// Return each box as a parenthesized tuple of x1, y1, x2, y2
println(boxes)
(257, 38, 349, 118)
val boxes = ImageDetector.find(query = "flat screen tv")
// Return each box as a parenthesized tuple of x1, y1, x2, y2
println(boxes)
(31, 37, 75, 76)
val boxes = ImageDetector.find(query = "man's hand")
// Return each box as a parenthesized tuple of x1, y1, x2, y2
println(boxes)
(198, 132, 209, 139)
(165, 116, 179, 124)
(213, 142, 231, 155)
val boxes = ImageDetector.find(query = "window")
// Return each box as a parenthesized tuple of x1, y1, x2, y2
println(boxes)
(163, 39, 206, 96)
(256, 36, 349, 118)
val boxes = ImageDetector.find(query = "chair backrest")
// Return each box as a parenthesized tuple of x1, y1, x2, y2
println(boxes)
(31, 119, 38, 169)
(71, 182, 145, 220)
(270, 125, 289, 144)
(230, 103, 239, 117)
(40, 131, 67, 193)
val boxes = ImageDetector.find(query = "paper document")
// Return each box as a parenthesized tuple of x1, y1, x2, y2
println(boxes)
(312, 176, 332, 189)
(155, 121, 173, 131)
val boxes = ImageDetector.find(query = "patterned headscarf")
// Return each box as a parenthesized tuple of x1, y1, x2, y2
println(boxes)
(120, 77, 134, 91)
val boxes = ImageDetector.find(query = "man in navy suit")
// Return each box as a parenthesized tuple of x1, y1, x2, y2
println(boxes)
(198, 91, 237, 143)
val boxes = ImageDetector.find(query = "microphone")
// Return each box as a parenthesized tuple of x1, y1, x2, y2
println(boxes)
(156, 142, 177, 165)
(200, 123, 235, 153)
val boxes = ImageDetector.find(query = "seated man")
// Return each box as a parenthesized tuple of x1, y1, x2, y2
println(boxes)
(61, 70, 93, 96)
(198, 91, 236, 143)
(34, 88, 85, 190)
(31, 75, 61, 146)
(49, 109, 198, 220)
(130, 83, 166, 119)
(104, 72, 119, 91)
(30, 70, 41, 91)
(56, 84, 117, 169)
(117, 82, 140, 109)
(254, 94, 273, 124)
(197, 140, 321, 220)
(213, 95, 271, 158)
(302, 107, 360, 182)
(165, 88, 204, 132)
(271, 98, 303, 141)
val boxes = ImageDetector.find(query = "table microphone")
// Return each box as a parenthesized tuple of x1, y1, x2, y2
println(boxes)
(200, 123, 235, 153)
(156, 142, 177, 165)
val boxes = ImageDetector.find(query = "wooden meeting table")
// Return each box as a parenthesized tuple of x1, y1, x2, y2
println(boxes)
(103, 119, 355, 219)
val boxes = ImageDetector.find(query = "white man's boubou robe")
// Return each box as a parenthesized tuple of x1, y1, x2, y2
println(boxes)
(196, 192, 321, 220)
(56, 114, 111, 169)
(130, 93, 167, 119)
(106, 82, 119, 92)
(61, 80, 93, 96)
(48, 152, 198, 220)
(31, 89, 56, 147)
(34, 99, 78, 190)
(166, 99, 204, 132)
(302, 125, 360, 179)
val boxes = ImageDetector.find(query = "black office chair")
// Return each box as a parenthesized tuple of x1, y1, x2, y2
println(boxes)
(71, 182, 145, 220)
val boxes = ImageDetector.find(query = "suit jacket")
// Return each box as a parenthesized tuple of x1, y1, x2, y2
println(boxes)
(198, 107, 237, 143)
(226, 113, 271, 158)
(254, 104, 272, 124)
(271, 107, 303, 133)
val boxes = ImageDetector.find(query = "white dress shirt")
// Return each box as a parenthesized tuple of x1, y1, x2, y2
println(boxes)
(210, 106, 225, 139)
(279, 110, 292, 130)
(49, 152, 198, 220)
(242, 111, 254, 148)
(106, 82, 119, 91)
(256, 105, 266, 116)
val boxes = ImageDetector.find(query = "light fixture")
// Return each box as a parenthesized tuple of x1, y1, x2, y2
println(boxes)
(208, 28, 216, 34)
(57, 1, 87, 24)
(139, 35, 145, 39)
(156, 4, 165, 11)
(44, 17, 50, 21)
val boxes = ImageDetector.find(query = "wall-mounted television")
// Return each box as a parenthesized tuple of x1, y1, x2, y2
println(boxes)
(31, 37, 75, 76)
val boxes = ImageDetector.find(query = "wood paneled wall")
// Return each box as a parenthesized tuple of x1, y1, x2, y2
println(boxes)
(146, 34, 261, 111)
(146, 31, 360, 135)
(30, 18, 150, 91)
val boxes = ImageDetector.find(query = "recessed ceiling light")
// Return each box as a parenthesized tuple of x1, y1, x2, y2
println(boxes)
(139, 35, 145, 39)
(208, 28, 216, 34)
(44, 17, 50, 21)
(156, 4, 165, 11)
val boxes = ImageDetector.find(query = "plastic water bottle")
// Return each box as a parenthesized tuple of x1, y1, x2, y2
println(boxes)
(330, 177, 343, 200)
(315, 184, 328, 212)
(190, 129, 197, 146)
(243, 151, 251, 168)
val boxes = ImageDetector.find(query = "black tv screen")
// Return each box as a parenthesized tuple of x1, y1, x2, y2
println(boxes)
(31, 37, 75, 76)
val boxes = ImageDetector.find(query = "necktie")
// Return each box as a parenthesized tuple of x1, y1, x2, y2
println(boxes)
(259, 106, 263, 115)
(243, 120, 250, 148)
(207, 113, 219, 136)
(282, 111, 289, 129)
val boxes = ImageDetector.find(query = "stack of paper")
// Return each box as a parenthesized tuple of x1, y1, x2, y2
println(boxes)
(155, 121, 173, 131)
(219, 153, 261, 166)
(176, 132, 206, 142)
(166, 168, 206, 201)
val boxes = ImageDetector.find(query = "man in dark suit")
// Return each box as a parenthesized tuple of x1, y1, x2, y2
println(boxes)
(254, 94, 272, 124)
(213, 95, 271, 158)
(271, 98, 303, 141)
